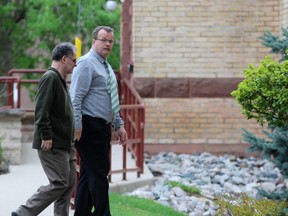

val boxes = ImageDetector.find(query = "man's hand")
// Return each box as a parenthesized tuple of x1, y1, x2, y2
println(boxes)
(41, 139, 52, 151)
(117, 126, 127, 146)
(74, 128, 82, 141)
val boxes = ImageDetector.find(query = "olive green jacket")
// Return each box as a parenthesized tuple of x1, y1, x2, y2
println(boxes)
(32, 67, 75, 150)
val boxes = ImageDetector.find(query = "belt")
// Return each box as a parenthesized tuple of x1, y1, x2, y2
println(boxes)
(83, 115, 111, 126)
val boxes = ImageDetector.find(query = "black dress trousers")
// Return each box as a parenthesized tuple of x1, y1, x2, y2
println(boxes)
(74, 115, 111, 216)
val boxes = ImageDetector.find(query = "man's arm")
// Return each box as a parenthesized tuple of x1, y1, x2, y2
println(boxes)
(34, 73, 56, 150)
(70, 60, 92, 140)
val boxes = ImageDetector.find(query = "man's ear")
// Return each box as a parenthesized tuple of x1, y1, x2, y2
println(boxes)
(61, 55, 66, 64)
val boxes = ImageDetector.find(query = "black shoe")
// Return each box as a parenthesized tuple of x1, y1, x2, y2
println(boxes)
(11, 211, 18, 216)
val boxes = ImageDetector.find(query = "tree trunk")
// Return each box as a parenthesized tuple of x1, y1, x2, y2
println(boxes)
(0, 34, 13, 76)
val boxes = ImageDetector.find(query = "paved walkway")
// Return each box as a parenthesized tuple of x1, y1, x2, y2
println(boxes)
(0, 143, 155, 216)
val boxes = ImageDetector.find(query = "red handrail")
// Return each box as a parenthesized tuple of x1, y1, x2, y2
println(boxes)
(108, 78, 145, 183)
(0, 69, 145, 208)
(0, 76, 21, 109)
(3, 69, 46, 112)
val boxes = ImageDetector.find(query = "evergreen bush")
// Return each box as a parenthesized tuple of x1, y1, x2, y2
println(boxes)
(243, 126, 288, 177)
(231, 27, 288, 176)
(259, 27, 288, 62)
(231, 27, 288, 207)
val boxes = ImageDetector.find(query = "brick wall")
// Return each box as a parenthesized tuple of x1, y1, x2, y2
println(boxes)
(144, 98, 264, 145)
(129, 0, 283, 154)
(132, 0, 280, 78)
(281, 0, 288, 27)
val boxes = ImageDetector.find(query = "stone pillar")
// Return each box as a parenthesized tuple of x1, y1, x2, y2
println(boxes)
(0, 109, 25, 164)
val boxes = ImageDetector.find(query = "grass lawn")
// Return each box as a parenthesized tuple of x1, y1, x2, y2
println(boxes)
(109, 192, 186, 216)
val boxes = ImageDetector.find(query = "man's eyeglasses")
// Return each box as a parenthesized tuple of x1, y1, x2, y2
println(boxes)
(66, 56, 77, 64)
(95, 38, 115, 44)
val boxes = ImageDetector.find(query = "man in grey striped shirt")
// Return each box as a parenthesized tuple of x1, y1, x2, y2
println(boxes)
(70, 26, 127, 216)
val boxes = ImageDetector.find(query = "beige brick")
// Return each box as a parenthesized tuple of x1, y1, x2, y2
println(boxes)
(143, 98, 265, 145)
(207, 139, 224, 144)
(133, 0, 280, 78)
(132, 0, 283, 148)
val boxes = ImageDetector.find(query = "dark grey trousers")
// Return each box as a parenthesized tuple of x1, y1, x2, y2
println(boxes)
(15, 147, 76, 216)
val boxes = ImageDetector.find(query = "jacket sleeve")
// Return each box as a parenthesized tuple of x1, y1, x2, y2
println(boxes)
(34, 73, 56, 140)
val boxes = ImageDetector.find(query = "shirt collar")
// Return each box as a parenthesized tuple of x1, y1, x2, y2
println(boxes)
(90, 48, 106, 64)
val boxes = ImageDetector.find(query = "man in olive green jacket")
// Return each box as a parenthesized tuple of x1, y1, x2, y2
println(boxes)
(12, 42, 77, 216)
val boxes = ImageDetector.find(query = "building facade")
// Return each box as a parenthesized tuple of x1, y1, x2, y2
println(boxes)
(121, 0, 288, 155)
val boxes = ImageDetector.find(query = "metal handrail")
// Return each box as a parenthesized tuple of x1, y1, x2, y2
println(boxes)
(0, 76, 21, 109)
(3, 69, 46, 111)
(108, 78, 145, 182)
(1, 69, 145, 183)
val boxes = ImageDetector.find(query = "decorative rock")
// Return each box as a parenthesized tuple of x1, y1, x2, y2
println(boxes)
(177, 202, 188, 213)
(231, 176, 244, 185)
(171, 187, 186, 197)
(125, 152, 288, 215)
(260, 182, 276, 193)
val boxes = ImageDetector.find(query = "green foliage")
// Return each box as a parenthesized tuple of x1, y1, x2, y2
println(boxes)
(165, 180, 201, 195)
(109, 193, 186, 216)
(231, 56, 288, 128)
(214, 193, 288, 216)
(0, 0, 120, 76)
(243, 125, 288, 177)
(259, 27, 288, 62)
(233, 27, 288, 215)
(257, 188, 288, 202)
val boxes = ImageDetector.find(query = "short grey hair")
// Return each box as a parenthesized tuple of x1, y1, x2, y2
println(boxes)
(92, 26, 114, 39)
(52, 42, 77, 61)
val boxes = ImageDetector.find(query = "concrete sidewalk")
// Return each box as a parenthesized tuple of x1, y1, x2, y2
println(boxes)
(0, 143, 155, 216)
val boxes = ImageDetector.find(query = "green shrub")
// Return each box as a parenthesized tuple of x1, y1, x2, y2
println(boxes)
(231, 56, 288, 128)
(214, 193, 288, 216)
(164, 180, 201, 195)
(243, 125, 288, 177)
